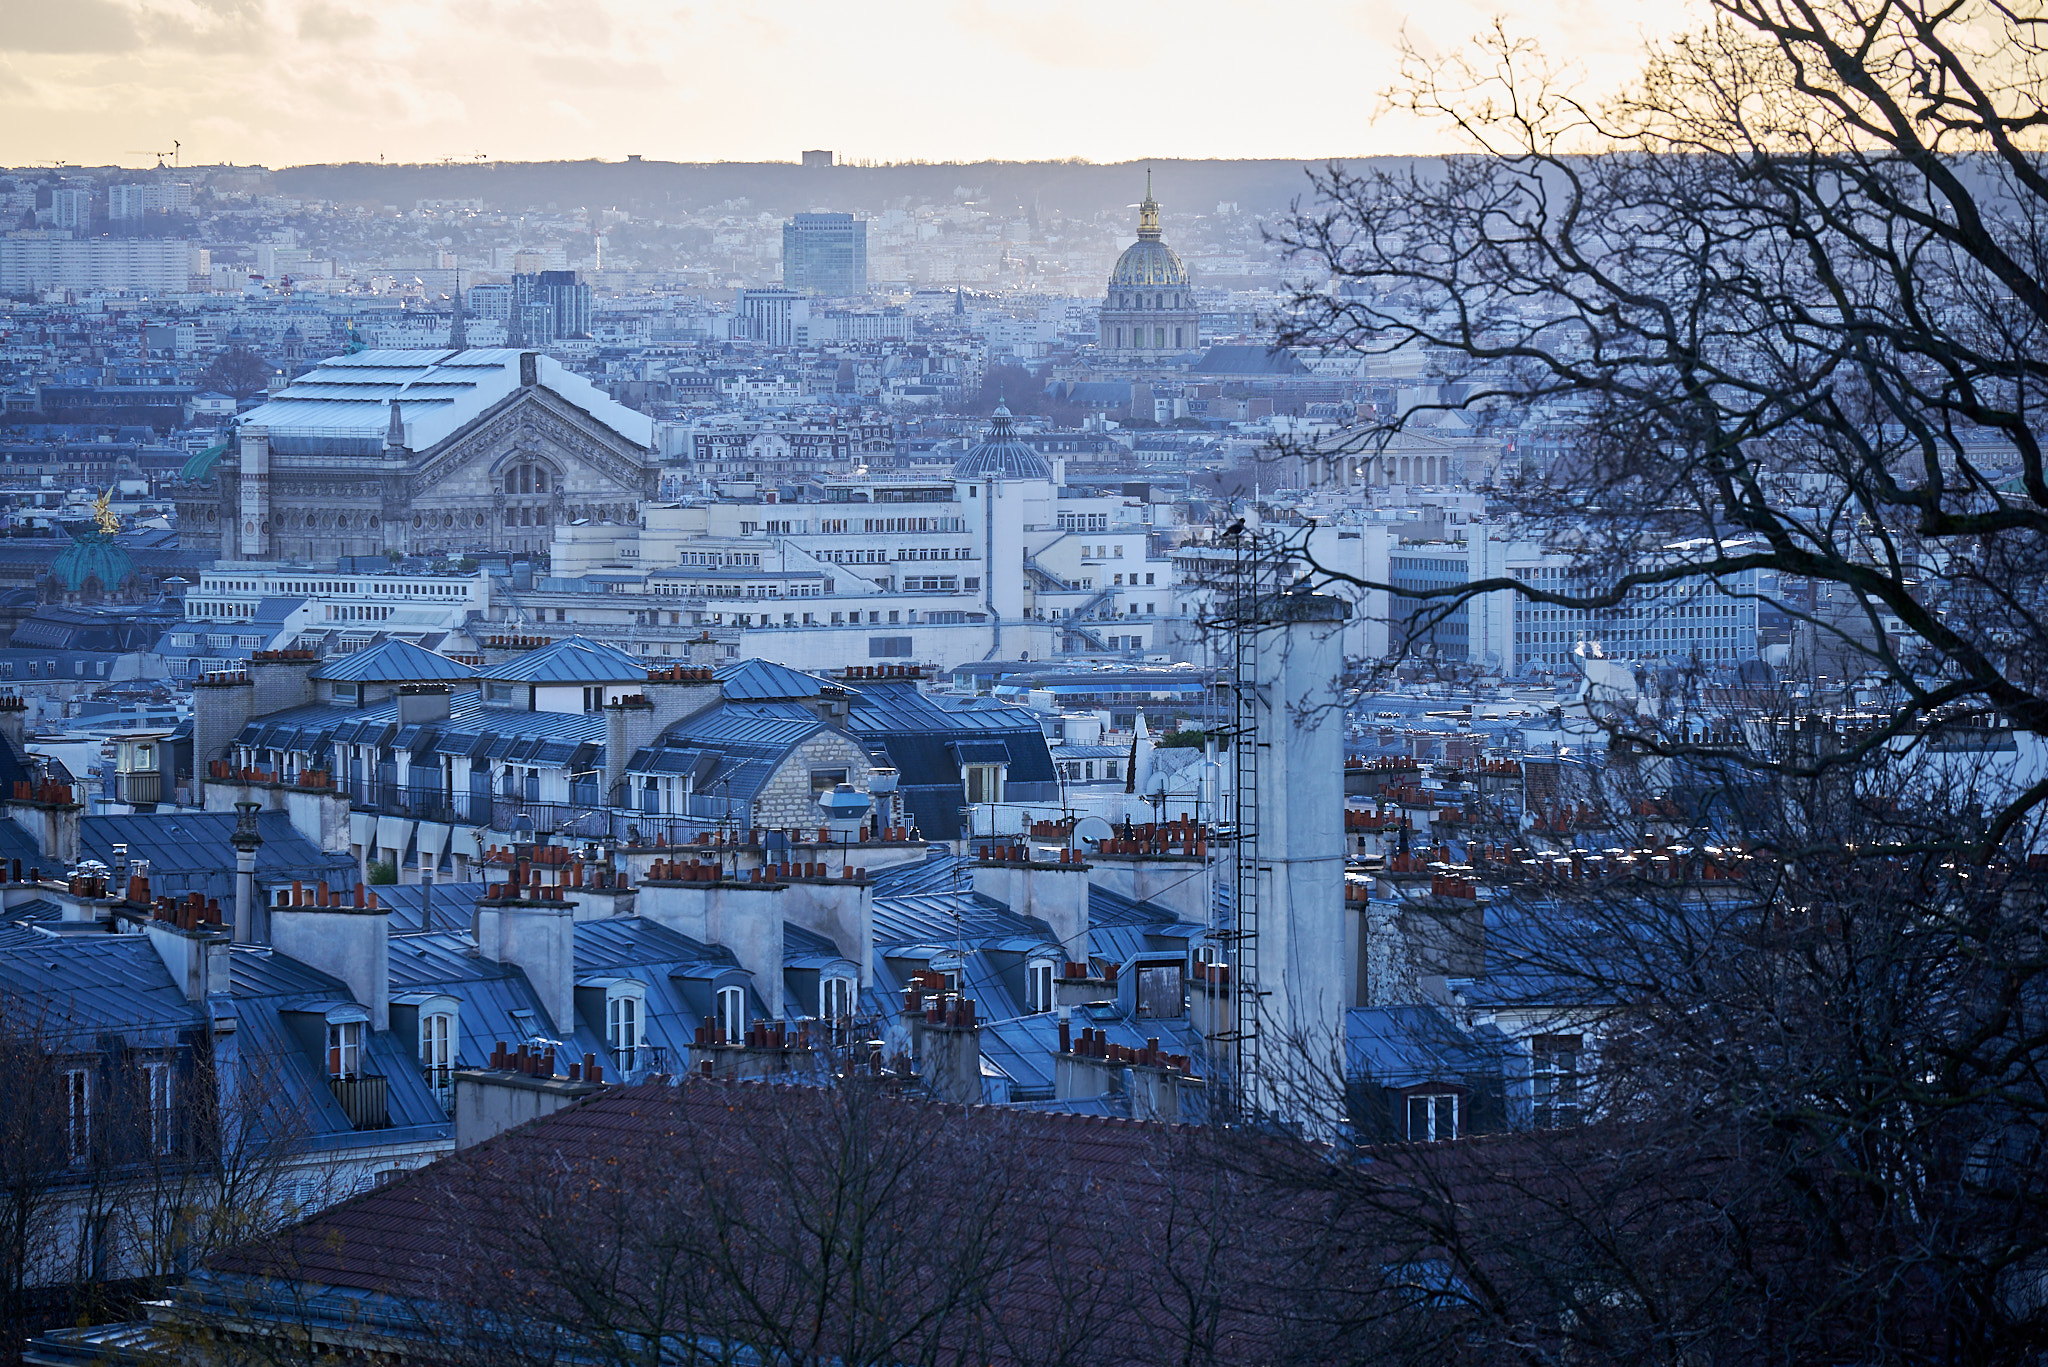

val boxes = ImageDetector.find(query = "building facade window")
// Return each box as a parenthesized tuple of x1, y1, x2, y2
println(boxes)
(327, 1021, 363, 1079)
(1406, 1091, 1459, 1142)
(145, 1060, 175, 1156)
(821, 976, 855, 1022)
(964, 763, 1004, 805)
(1532, 1034, 1582, 1128)
(64, 1068, 91, 1163)
(1027, 960, 1055, 1014)
(716, 986, 746, 1044)
(1136, 965, 1184, 1018)
(607, 990, 643, 1072)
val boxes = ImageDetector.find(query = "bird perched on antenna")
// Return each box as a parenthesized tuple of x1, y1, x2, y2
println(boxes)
(1222, 518, 1245, 538)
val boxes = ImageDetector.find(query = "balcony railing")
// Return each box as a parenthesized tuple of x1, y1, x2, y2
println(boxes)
(346, 781, 491, 825)
(426, 1065, 454, 1117)
(328, 1073, 389, 1131)
(345, 782, 614, 838)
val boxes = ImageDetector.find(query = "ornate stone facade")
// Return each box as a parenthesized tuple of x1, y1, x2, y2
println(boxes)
(176, 350, 657, 563)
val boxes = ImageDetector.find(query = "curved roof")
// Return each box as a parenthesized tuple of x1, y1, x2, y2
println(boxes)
(485, 636, 644, 685)
(48, 533, 135, 593)
(1109, 180, 1189, 290)
(1110, 239, 1189, 290)
(312, 638, 477, 683)
(181, 441, 230, 484)
(951, 405, 1053, 482)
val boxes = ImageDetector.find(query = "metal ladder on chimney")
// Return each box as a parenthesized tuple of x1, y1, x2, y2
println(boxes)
(1228, 528, 1264, 1125)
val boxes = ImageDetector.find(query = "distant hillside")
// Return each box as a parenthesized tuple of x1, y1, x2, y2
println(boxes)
(269, 157, 1409, 220)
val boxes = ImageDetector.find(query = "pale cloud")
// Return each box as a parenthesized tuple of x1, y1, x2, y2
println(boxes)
(0, 0, 1694, 167)
(0, 0, 143, 54)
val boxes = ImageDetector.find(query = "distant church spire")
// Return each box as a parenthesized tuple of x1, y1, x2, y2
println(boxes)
(448, 267, 468, 351)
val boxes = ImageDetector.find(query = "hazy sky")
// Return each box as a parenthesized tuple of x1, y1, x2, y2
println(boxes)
(0, 0, 1682, 169)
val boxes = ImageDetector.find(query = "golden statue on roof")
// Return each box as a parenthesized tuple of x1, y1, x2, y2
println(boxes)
(93, 487, 119, 537)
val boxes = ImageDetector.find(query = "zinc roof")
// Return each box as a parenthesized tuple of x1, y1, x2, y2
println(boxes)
(313, 638, 477, 683)
(484, 636, 645, 685)
(240, 349, 655, 453)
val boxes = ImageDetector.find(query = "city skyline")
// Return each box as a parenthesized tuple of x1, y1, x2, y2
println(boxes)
(1, 0, 1683, 169)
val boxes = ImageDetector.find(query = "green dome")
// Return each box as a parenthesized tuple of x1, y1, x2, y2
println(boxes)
(50, 533, 135, 594)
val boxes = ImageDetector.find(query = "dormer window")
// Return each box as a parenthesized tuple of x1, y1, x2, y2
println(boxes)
(63, 1067, 91, 1164)
(421, 1012, 456, 1072)
(607, 985, 645, 1072)
(715, 985, 746, 1044)
(1406, 1091, 1459, 1142)
(327, 1020, 363, 1079)
(1027, 959, 1054, 1014)
(1136, 964, 1184, 1019)
(964, 763, 1004, 805)
(821, 976, 855, 1022)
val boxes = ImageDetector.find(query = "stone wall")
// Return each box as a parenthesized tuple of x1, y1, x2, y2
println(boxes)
(748, 730, 873, 831)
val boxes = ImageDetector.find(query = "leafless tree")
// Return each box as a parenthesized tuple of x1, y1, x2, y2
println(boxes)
(429, 1081, 1118, 1367)
(1238, 744, 2048, 1364)
(0, 992, 308, 1364)
(198, 347, 276, 401)
(1273, 0, 2048, 850)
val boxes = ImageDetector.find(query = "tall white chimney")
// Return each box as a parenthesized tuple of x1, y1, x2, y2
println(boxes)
(1250, 590, 1350, 1133)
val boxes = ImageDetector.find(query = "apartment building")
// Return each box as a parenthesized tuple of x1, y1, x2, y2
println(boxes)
(533, 406, 1179, 670)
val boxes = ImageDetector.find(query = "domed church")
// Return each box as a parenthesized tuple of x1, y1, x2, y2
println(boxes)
(1098, 174, 1199, 360)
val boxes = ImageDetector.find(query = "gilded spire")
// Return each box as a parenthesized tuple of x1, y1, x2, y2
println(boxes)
(1137, 169, 1161, 241)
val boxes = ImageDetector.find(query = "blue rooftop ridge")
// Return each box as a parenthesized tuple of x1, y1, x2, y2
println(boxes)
(312, 638, 478, 683)
(482, 636, 645, 685)
(715, 658, 836, 701)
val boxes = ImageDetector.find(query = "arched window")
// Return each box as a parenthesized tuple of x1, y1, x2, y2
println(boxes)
(421, 1012, 456, 1070)
(716, 985, 746, 1044)
(821, 976, 855, 1022)
(1027, 959, 1054, 1014)
(607, 985, 644, 1072)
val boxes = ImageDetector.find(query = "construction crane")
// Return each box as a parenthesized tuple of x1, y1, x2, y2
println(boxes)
(121, 141, 180, 170)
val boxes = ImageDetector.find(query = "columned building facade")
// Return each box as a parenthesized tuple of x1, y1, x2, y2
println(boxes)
(176, 349, 657, 562)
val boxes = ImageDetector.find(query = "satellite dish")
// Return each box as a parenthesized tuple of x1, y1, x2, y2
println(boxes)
(1073, 815, 1114, 846)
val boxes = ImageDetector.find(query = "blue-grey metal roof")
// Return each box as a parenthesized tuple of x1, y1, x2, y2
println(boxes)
(1345, 1004, 1509, 1086)
(629, 700, 831, 802)
(0, 934, 204, 1045)
(483, 636, 645, 685)
(715, 658, 835, 701)
(312, 639, 477, 683)
(0, 816, 44, 869)
(241, 694, 607, 764)
(82, 811, 357, 911)
(837, 682, 1060, 837)
(952, 406, 1053, 481)
(251, 597, 307, 628)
